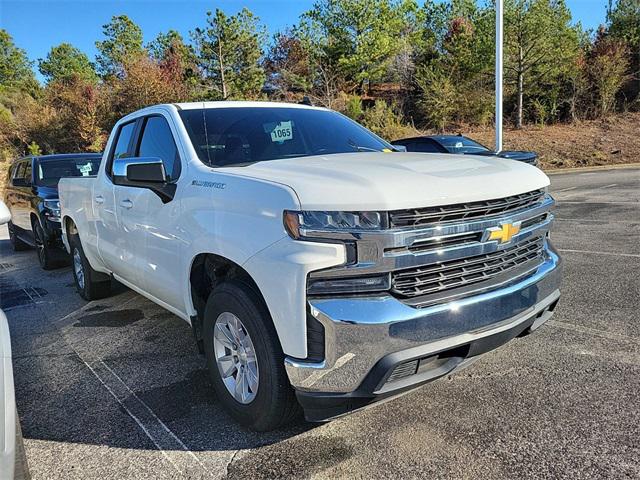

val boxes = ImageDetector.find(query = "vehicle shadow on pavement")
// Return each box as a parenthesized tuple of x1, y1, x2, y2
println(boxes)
(6, 264, 315, 455)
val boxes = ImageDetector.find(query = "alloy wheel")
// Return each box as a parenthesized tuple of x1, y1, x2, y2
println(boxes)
(73, 248, 85, 290)
(213, 312, 259, 404)
(34, 224, 46, 265)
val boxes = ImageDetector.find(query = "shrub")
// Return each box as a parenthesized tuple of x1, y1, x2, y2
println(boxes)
(360, 100, 417, 141)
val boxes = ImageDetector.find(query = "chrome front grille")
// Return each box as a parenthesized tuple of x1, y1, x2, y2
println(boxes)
(391, 236, 545, 300)
(307, 192, 554, 308)
(389, 189, 546, 228)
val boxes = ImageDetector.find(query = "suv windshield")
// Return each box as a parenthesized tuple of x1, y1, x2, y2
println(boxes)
(437, 137, 490, 154)
(36, 156, 102, 187)
(179, 106, 393, 167)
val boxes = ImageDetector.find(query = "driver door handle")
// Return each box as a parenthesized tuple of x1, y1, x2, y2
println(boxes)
(94, 195, 104, 205)
(120, 199, 133, 209)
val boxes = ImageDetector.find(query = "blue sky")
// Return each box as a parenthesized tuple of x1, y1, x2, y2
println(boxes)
(2, 0, 610, 81)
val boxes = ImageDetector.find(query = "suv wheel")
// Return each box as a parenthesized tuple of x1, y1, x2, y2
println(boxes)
(203, 281, 300, 431)
(7, 221, 29, 251)
(33, 219, 55, 270)
(70, 234, 111, 300)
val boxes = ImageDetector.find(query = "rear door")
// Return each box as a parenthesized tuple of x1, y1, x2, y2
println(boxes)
(94, 120, 138, 277)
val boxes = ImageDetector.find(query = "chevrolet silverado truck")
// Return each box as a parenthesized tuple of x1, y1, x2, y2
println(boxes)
(58, 101, 562, 431)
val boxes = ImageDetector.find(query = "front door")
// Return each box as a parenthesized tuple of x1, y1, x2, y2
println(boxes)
(125, 114, 185, 311)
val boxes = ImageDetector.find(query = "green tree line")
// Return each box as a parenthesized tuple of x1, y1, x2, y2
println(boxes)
(1, 0, 638, 161)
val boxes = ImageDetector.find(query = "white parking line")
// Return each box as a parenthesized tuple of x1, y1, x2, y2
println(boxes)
(48, 296, 210, 477)
(600, 183, 618, 188)
(555, 186, 577, 192)
(100, 361, 210, 474)
(558, 248, 640, 258)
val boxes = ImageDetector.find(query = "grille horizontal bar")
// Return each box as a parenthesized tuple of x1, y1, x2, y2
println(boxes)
(391, 236, 545, 298)
(389, 189, 546, 228)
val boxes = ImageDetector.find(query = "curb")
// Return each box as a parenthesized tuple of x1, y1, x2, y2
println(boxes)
(545, 163, 640, 175)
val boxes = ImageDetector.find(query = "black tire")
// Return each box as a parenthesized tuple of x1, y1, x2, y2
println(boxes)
(69, 234, 111, 301)
(32, 219, 56, 270)
(7, 221, 29, 251)
(203, 281, 300, 431)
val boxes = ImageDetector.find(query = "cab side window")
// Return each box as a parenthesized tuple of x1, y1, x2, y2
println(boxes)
(23, 161, 32, 185)
(136, 116, 181, 182)
(107, 121, 136, 177)
(11, 161, 26, 186)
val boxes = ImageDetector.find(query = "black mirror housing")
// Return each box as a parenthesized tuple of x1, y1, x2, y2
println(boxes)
(112, 157, 176, 203)
(126, 161, 167, 183)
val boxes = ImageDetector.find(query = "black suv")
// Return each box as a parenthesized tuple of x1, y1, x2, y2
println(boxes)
(3, 153, 102, 269)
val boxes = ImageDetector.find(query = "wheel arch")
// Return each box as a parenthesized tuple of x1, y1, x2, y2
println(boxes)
(188, 252, 274, 350)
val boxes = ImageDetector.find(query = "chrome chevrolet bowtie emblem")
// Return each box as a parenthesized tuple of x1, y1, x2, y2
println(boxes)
(487, 222, 521, 244)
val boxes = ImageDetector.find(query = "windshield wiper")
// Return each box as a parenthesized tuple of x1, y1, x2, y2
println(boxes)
(348, 140, 381, 152)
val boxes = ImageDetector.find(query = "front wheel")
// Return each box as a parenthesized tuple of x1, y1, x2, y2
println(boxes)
(203, 281, 299, 431)
(33, 219, 56, 270)
(70, 235, 111, 300)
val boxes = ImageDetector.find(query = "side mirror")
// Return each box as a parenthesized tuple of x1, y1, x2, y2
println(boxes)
(112, 157, 176, 203)
(0, 201, 11, 225)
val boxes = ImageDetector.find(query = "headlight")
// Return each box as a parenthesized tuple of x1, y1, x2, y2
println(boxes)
(43, 199, 61, 222)
(283, 210, 386, 239)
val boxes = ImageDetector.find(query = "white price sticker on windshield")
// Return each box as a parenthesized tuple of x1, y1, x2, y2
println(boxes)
(269, 121, 293, 143)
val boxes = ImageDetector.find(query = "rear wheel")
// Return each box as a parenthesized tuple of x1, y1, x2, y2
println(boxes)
(203, 281, 299, 431)
(7, 221, 29, 251)
(33, 219, 56, 270)
(70, 234, 111, 300)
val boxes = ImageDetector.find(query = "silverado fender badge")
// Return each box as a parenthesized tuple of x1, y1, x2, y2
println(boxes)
(192, 180, 226, 189)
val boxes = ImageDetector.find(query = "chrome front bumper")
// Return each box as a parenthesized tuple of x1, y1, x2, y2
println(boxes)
(285, 244, 562, 394)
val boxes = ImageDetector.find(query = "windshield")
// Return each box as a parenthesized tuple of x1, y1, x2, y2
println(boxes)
(36, 156, 102, 186)
(179, 107, 394, 167)
(437, 137, 490, 154)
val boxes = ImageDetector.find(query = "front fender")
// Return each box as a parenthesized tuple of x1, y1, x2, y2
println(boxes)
(242, 237, 345, 359)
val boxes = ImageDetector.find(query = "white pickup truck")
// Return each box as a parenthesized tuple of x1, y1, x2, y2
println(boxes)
(59, 101, 562, 430)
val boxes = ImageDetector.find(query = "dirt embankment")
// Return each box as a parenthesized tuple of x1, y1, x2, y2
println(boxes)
(464, 111, 640, 170)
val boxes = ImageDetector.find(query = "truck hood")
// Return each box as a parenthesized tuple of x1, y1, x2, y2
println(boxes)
(233, 152, 550, 211)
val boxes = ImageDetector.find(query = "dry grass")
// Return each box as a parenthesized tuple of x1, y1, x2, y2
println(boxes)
(459, 111, 640, 170)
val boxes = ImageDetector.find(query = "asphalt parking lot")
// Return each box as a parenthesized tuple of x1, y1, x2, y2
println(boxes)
(1, 167, 639, 479)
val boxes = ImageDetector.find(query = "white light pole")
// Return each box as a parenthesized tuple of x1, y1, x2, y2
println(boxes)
(495, 0, 503, 153)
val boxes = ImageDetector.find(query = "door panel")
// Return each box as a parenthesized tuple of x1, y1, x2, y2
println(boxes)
(127, 187, 183, 309)
(131, 115, 184, 310)
(94, 121, 137, 274)
(112, 185, 150, 286)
